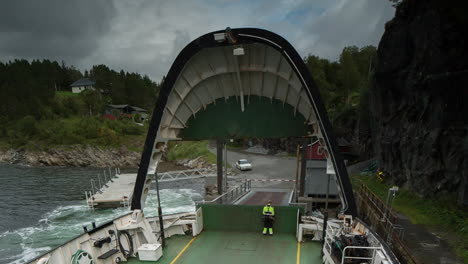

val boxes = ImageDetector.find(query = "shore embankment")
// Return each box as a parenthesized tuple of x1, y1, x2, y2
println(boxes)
(0, 146, 141, 167)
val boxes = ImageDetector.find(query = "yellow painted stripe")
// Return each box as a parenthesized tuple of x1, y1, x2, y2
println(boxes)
(170, 236, 198, 264)
(296, 241, 301, 264)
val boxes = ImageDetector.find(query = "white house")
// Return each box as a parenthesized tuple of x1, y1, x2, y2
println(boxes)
(70, 78, 96, 93)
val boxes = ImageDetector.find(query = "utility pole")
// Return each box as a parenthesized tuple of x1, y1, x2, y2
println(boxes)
(384, 186, 399, 243)
(299, 139, 307, 197)
(217, 140, 224, 195)
(322, 173, 330, 242)
(224, 142, 228, 193)
(295, 145, 300, 202)
(154, 172, 166, 248)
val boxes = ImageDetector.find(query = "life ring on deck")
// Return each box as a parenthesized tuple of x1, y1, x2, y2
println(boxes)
(71, 249, 94, 264)
(117, 230, 134, 259)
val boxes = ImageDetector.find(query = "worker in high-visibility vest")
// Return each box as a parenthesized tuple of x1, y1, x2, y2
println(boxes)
(377, 168, 385, 182)
(262, 200, 275, 235)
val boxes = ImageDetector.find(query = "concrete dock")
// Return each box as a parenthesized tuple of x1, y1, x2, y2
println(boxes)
(88, 173, 136, 208)
(86, 168, 217, 209)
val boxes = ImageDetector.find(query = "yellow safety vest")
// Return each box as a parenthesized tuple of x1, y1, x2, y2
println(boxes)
(263, 205, 275, 216)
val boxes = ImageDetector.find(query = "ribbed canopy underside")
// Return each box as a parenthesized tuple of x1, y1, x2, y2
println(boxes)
(159, 43, 316, 140)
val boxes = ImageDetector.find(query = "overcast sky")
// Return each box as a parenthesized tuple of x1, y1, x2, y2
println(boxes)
(0, 0, 395, 81)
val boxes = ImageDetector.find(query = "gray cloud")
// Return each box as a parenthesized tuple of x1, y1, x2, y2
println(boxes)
(0, 0, 394, 81)
(0, 0, 116, 63)
(298, 0, 395, 59)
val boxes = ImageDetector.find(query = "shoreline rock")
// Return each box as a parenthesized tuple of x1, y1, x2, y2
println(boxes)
(0, 146, 141, 168)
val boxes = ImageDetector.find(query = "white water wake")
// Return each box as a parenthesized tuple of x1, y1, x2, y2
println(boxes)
(0, 189, 201, 264)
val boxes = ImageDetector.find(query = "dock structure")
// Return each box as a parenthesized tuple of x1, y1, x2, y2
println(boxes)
(86, 173, 136, 209)
(85, 168, 218, 209)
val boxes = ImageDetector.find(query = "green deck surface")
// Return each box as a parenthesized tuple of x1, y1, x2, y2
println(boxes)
(125, 231, 322, 264)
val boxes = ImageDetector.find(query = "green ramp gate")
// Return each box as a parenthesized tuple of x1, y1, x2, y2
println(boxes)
(200, 204, 303, 234)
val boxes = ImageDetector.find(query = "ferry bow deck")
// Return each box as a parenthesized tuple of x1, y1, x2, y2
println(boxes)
(125, 231, 322, 264)
(124, 204, 322, 264)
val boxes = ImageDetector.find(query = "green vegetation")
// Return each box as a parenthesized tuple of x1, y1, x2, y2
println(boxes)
(0, 59, 160, 121)
(0, 59, 161, 150)
(166, 141, 216, 164)
(0, 115, 147, 149)
(55, 91, 79, 97)
(351, 174, 468, 262)
(305, 46, 376, 135)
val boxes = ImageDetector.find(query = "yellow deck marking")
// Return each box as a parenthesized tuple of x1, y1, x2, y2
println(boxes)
(170, 236, 198, 264)
(296, 241, 301, 264)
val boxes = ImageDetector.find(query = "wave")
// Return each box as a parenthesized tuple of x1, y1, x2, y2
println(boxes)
(0, 188, 199, 264)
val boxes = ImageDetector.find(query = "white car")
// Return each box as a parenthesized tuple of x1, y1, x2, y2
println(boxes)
(236, 159, 252, 171)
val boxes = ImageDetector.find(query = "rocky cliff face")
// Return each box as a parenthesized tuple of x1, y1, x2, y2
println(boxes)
(370, 0, 468, 199)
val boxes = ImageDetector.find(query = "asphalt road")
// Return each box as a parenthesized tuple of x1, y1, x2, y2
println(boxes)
(209, 146, 298, 189)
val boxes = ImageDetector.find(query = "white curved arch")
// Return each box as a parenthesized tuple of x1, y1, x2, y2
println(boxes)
(159, 43, 316, 141)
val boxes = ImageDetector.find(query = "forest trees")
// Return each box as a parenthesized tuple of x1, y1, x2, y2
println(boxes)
(304, 45, 377, 135)
(89, 65, 159, 111)
(0, 59, 160, 121)
(0, 59, 160, 147)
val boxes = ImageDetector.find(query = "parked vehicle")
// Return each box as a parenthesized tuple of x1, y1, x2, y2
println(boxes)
(236, 159, 252, 171)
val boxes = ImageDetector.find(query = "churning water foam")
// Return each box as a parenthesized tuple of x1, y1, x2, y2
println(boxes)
(0, 189, 201, 264)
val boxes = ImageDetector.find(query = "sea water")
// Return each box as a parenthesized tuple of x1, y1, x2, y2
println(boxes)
(0, 164, 203, 264)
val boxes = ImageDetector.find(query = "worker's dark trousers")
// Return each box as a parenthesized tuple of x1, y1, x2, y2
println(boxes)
(262, 216, 273, 235)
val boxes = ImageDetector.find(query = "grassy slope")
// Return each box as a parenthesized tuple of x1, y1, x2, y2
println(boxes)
(351, 174, 468, 262)
(55, 91, 79, 97)
(166, 140, 216, 164)
(0, 116, 148, 151)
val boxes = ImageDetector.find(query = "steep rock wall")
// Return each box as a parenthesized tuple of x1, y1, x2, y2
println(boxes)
(370, 0, 468, 198)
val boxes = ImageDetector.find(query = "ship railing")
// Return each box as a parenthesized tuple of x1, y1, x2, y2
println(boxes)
(157, 167, 217, 182)
(323, 223, 387, 263)
(356, 183, 418, 263)
(200, 179, 251, 205)
(288, 184, 307, 211)
(341, 246, 383, 264)
(84, 191, 95, 209)
(84, 167, 121, 208)
(323, 223, 340, 256)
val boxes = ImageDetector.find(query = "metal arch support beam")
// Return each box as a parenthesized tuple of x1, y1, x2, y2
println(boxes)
(174, 87, 197, 119)
(283, 67, 295, 107)
(131, 28, 357, 216)
(233, 55, 245, 112)
(206, 82, 216, 105)
(271, 55, 283, 102)
(192, 89, 206, 110)
(165, 106, 185, 128)
(167, 70, 311, 128)
(181, 74, 207, 110)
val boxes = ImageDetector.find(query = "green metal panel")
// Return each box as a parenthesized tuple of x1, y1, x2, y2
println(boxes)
(200, 204, 303, 234)
(180, 96, 308, 140)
